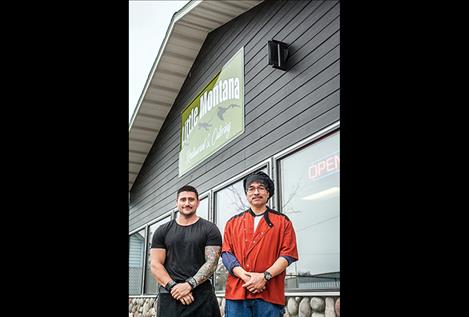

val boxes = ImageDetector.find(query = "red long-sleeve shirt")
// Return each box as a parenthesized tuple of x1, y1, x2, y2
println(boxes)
(222, 207, 298, 305)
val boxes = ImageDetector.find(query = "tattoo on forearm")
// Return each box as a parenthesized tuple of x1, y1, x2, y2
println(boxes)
(193, 246, 221, 285)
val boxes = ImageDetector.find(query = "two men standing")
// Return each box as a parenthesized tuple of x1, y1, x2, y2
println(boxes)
(150, 172, 298, 317)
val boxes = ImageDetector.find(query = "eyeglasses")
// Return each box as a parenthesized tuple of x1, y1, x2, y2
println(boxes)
(247, 186, 267, 193)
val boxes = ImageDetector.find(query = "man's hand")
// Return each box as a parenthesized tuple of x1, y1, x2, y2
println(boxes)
(178, 292, 194, 305)
(242, 272, 267, 293)
(233, 266, 251, 283)
(170, 282, 192, 300)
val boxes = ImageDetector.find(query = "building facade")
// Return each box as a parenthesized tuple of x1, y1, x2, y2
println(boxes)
(129, 1, 340, 316)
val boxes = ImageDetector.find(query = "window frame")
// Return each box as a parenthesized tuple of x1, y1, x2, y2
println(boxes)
(128, 226, 147, 295)
(142, 210, 174, 295)
(273, 121, 340, 209)
(273, 121, 340, 294)
(212, 159, 271, 295)
(212, 158, 272, 227)
(128, 209, 176, 296)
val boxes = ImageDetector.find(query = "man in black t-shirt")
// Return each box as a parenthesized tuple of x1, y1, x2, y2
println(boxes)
(150, 185, 222, 317)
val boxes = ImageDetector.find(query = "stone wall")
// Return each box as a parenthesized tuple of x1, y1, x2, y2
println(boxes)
(128, 295, 340, 317)
(284, 296, 340, 317)
(129, 297, 156, 317)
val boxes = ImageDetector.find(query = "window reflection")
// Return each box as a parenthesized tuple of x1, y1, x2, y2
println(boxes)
(280, 131, 340, 290)
(129, 229, 145, 295)
(144, 216, 171, 294)
(215, 181, 250, 236)
(198, 197, 209, 220)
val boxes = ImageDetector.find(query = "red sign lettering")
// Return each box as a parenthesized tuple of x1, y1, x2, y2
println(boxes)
(309, 153, 340, 180)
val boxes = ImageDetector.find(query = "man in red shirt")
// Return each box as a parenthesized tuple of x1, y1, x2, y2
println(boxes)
(222, 171, 298, 317)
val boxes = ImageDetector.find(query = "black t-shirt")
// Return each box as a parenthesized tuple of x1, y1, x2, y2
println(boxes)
(151, 217, 222, 282)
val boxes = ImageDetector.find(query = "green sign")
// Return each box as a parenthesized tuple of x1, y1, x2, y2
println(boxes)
(179, 47, 244, 176)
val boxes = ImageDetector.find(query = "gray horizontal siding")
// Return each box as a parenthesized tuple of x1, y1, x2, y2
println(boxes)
(130, 0, 340, 231)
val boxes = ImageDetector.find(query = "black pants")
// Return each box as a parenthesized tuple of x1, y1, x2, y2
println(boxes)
(157, 281, 221, 317)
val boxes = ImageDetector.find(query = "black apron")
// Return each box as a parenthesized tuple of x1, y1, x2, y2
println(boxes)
(157, 281, 221, 317)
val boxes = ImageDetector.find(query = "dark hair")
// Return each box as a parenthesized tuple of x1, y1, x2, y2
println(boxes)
(243, 171, 275, 198)
(177, 185, 199, 199)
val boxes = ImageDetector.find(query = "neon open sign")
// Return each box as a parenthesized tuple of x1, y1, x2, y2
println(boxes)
(308, 152, 340, 180)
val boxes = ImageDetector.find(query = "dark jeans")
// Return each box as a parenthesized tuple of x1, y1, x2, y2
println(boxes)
(157, 281, 221, 317)
(225, 299, 285, 317)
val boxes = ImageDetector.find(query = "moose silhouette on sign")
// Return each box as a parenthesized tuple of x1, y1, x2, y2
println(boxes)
(217, 103, 240, 121)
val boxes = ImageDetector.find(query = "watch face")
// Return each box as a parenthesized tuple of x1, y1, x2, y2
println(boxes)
(264, 272, 272, 280)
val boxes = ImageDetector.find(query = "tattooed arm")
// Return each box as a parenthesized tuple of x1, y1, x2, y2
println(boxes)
(170, 246, 221, 299)
(193, 245, 222, 284)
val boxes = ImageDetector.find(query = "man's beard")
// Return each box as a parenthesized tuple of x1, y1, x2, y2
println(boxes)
(179, 209, 196, 217)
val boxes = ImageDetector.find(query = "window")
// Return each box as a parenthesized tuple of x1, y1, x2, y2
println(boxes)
(213, 168, 267, 292)
(279, 131, 340, 290)
(197, 196, 209, 220)
(129, 229, 145, 295)
(215, 180, 250, 236)
(144, 216, 171, 294)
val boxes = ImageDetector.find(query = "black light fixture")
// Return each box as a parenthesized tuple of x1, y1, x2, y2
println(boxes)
(267, 40, 289, 71)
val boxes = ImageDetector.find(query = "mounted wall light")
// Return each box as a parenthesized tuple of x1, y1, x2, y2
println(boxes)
(267, 40, 289, 71)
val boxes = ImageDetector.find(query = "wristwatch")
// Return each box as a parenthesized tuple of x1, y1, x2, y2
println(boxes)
(263, 271, 272, 281)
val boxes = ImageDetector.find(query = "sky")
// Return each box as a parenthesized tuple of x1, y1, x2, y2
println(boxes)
(129, 0, 190, 123)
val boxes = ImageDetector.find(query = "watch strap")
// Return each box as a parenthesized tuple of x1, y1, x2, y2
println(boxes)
(164, 280, 177, 292)
(185, 277, 198, 289)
